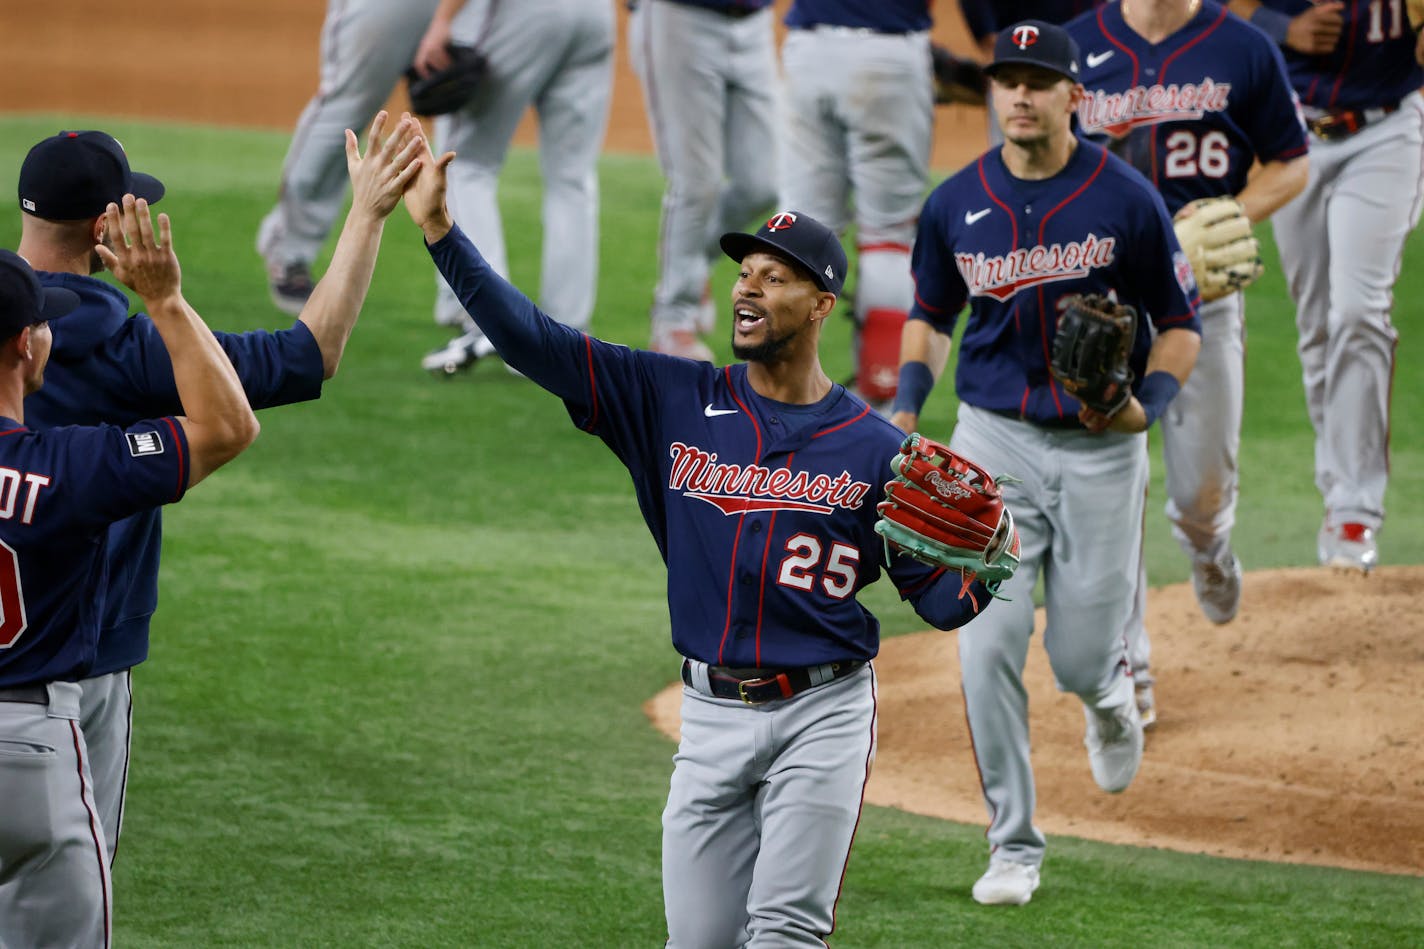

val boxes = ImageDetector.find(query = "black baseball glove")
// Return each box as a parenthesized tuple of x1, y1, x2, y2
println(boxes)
(932, 45, 987, 105)
(405, 45, 489, 117)
(1049, 293, 1137, 417)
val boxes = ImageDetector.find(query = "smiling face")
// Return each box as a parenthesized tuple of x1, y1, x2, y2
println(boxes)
(730, 251, 834, 365)
(990, 64, 1081, 147)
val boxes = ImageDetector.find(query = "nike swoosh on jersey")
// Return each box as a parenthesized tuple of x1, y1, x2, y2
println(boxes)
(1086, 50, 1114, 68)
(704, 404, 739, 417)
(964, 208, 992, 225)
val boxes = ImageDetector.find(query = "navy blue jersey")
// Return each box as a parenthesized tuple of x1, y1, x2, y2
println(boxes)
(1069, 1, 1308, 214)
(961, 0, 1102, 37)
(0, 416, 190, 687)
(24, 270, 325, 676)
(910, 139, 1201, 424)
(428, 224, 988, 668)
(1260, 0, 1424, 110)
(786, 0, 932, 33)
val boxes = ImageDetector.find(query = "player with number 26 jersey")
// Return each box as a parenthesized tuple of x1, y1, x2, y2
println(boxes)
(1069, 0, 1307, 214)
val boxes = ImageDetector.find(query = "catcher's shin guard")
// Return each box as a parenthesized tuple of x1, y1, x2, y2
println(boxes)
(856, 308, 907, 405)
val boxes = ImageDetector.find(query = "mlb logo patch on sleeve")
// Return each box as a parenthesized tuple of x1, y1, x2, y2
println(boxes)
(126, 430, 166, 457)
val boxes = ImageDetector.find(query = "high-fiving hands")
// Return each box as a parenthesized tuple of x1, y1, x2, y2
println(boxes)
(95, 195, 181, 308)
(401, 133, 457, 243)
(346, 111, 425, 222)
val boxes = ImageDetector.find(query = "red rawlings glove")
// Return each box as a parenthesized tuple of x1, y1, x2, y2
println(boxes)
(875, 433, 1021, 601)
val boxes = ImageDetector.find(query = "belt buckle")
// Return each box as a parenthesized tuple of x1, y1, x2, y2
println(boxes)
(1309, 112, 1358, 141)
(737, 672, 790, 704)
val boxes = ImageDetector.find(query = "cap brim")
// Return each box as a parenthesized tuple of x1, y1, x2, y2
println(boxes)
(985, 58, 1078, 83)
(719, 232, 835, 293)
(39, 285, 81, 321)
(129, 172, 165, 205)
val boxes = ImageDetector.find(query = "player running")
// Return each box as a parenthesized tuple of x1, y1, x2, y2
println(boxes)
(1067, 0, 1308, 723)
(1229, 0, 1424, 572)
(890, 21, 1201, 906)
(398, 134, 1016, 943)
(0, 202, 259, 949)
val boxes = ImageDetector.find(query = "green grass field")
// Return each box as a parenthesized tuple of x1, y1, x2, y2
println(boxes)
(2, 114, 1421, 946)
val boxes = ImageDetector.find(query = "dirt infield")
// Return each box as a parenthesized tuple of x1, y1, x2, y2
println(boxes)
(7, 0, 1421, 879)
(648, 567, 1424, 876)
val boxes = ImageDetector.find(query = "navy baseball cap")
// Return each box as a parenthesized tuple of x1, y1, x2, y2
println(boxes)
(985, 20, 1080, 83)
(720, 211, 847, 296)
(18, 130, 165, 221)
(0, 250, 80, 338)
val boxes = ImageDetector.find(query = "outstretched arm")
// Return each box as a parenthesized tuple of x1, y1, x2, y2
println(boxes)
(297, 111, 423, 379)
(97, 197, 259, 487)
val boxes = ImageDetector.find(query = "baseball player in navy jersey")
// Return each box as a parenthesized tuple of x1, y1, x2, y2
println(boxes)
(258, 0, 441, 314)
(16, 115, 421, 871)
(630, 0, 780, 362)
(1228, 0, 1424, 572)
(777, 0, 934, 412)
(891, 22, 1201, 905)
(399, 134, 1008, 944)
(1067, 0, 1308, 723)
(0, 203, 259, 949)
(960, 0, 1106, 145)
(417, 0, 615, 375)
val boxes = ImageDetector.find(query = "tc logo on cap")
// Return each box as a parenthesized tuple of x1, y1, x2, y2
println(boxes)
(766, 212, 798, 232)
(1012, 25, 1040, 49)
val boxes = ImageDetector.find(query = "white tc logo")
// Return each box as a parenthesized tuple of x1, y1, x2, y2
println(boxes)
(1012, 25, 1040, 49)
(766, 211, 798, 232)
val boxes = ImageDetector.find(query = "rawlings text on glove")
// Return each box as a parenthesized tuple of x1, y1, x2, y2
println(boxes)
(875, 434, 1021, 604)
(1050, 293, 1137, 418)
(1173, 196, 1263, 302)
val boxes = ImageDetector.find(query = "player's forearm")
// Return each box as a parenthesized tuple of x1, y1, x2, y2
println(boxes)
(1236, 155, 1309, 224)
(426, 222, 590, 402)
(146, 296, 260, 486)
(298, 213, 385, 379)
(1145, 327, 1201, 385)
(891, 317, 952, 427)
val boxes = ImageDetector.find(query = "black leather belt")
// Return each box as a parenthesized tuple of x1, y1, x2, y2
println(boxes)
(682, 659, 865, 704)
(659, 0, 763, 18)
(0, 684, 48, 705)
(1308, 104, 1400, 141)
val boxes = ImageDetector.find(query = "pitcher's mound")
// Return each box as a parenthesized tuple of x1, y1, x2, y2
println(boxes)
(645, 566, 1424, 876)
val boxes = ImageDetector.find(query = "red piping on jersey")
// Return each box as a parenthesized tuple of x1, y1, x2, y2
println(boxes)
(857, 241, 912, 256)
(0, 427, 25, 438)
(1327, 9, 1362, 109)
(812, 404, 872, 440)
(898, 564, 947, 597)
(161, 417, 185, 501)
(976, 155, 1020, 339)
(1305, 75, 1322, 107)
(1097, 6, 1151, 180)
(912, 287, 946, 314)
(828, 665, 877, 940)
(579, 334, 600, 432)
(1034, 146, 1110, 419)
(716, 368, 763, 664)
(1154, 4, 1230, 187)
(71, 719, 112, 947)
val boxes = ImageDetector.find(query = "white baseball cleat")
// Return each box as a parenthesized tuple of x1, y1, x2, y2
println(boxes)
(1318, 521, 1378, 574)
(1084, 699, 1144, 793)
(422, 331, 497, 376)
(1191, 551, 1242, 624)
(972, 859, 1040, 906)
(1135, 680, 1157, 731)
